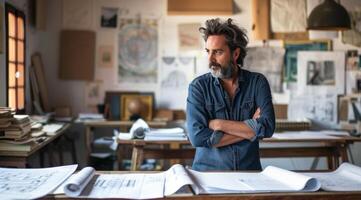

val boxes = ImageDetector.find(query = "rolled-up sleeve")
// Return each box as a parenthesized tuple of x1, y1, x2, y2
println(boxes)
(253, 75, 275, 139)
(186, 83, 223, 147)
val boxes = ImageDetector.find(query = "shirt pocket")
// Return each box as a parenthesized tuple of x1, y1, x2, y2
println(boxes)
(241, 100, 255, 119)
(206, 104, 226, 119)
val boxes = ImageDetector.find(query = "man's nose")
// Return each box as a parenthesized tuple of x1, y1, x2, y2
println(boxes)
(208, 53, 215, 63)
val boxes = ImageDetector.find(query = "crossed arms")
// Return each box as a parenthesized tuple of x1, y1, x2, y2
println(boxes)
(210, 108, 260, 147)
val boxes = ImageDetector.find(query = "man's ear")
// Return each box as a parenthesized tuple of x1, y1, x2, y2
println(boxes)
(232, 48, 240, 63)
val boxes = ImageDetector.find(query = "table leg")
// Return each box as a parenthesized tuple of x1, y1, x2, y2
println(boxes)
(84, 126, 92, 165)
(339, 144, 349, 163)
(131, 145, 144, 171)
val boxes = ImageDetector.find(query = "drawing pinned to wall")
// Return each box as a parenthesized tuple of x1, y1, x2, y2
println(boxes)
(297, 51, 345, 95)
(159, 56, 195, 109)
(85, 80, 103, 112)
(342, 8, 361, 47)
(62, 0, 93, 29)
(98, 45, 114, 68)
(346, 50, 359, 71)
(288, 92, 338, 126)
(271, 0, 307, 32)
(178, 23, 202, 51)
(283, 40, 331, 82)
(244, 47, 285, 93)
(100, 7, 118, 28)
(118, 18, 158, 83)
(346, 71, 361, 94)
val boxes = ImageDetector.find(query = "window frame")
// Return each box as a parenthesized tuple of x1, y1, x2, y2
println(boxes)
(5, 3, 26, 113)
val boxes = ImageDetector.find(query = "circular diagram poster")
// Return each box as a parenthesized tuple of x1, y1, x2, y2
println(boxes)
(118, 19, 158, 83)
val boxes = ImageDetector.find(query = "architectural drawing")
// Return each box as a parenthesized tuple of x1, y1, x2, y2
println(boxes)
(159, 56, 195, 109)
(244, 47, 285, 93)
(118, 18, 158, 83)
(62, 0, 93, 29)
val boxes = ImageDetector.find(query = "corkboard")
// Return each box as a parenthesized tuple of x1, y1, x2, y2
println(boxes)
(59, 30, 95, 80)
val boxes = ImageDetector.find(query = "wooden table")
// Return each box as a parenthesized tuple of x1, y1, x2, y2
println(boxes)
(50, 191, 361, 200)
(83, 120, 167, 166)
(117, 135, 361, 171)
(0, 123, 71, 168)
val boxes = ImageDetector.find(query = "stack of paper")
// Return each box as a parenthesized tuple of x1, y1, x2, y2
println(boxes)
(145, 128, 187, 141)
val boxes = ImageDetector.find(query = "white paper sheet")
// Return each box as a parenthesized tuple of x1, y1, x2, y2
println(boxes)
(304, 162, 361, 191)
(187, 165, 320, 193)
(0, 165, 77, 200)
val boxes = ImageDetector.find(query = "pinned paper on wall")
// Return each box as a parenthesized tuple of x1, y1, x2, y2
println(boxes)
(118, 18, 158, 83)
(288, 92, 338, 126)
(297, 51, 345, 95)
(62, 0, 93, 29)
(85, 80, 103, 112)
(178, 23, 202, 51)
(100, 7, 118, 28)
(159, 56, 195, 109)
(342, 8, 361, 47)
(244, 47, 285, 93)
(271, 0, 307, 32)
(98, 45, 114, 68)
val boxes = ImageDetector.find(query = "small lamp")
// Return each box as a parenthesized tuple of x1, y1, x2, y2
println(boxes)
(307, 0, 351, 31)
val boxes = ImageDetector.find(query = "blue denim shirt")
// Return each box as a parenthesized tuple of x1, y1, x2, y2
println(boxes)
(186, 69, 275, 171)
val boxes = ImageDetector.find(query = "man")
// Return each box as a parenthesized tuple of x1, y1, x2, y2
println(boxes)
(186, 18, 275, 171)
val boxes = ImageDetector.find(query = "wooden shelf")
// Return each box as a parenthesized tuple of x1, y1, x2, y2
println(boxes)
(167, 0, 233, 15)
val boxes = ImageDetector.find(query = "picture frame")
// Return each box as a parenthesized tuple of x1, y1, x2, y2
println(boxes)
(283, 40, 332, 82)
(120, 93, 154, 121)
(297, 51, 345, 95)
(100, 7, 118, 28)
(104, 91, 138, 120)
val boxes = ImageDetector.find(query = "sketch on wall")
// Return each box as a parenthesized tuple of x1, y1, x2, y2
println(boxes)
(288, 92, 338, 125)
(159, 56, 195, 109)
(271, 0, 307, 32)
(101, 7, 118, 28)
(244, 47, 285, 93)
(297, 51, 345, 95)
(178, 23, 202, 51)
(118, 18, 158, 83)
(85, 81, 103, 112)
(283, 40, 331, 82)
(62, 0, 93, 29)
(98, 45, 114, 68)
(342, 8, 361, 47)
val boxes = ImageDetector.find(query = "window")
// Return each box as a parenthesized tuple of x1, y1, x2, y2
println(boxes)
(5, 4, 26, 112)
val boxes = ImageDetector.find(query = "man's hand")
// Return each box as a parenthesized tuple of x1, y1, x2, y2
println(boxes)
(253, 108, 261, 119)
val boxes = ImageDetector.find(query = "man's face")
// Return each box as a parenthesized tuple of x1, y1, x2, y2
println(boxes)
(206, 35, 238, 79)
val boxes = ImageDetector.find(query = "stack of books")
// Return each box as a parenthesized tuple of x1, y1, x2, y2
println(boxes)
(0, 108, 32, 140)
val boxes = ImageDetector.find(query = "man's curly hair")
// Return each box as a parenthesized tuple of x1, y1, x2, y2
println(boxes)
(199, 18, 248, 67)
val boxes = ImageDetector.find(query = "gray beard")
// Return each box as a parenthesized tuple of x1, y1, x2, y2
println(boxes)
(210, 62, 234, 79)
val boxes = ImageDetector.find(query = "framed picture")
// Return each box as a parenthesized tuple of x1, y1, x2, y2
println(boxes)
(283, 40, 332, 82)
(104, 91, 138, 120)
(120, 93, 154, 121)
(98, 45, 114, 68)
(297, 51, 345, 95)
(100, 7, 118, 28)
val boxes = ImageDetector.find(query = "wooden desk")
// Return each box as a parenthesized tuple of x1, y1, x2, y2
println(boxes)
(51, 190, 361, 200)
(0, 123, 71, 168)
(83, 120, 167, 167)
(117, 135, 361, 171)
